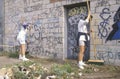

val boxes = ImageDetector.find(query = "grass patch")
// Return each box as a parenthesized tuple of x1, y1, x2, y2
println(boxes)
(0, 51, 120, 79)
(14, 71, 28, 79)
(0, 51, 33, 59)
(0, 51, 10, 56)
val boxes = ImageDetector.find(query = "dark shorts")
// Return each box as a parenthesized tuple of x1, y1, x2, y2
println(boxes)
(77, 32, 89, 47)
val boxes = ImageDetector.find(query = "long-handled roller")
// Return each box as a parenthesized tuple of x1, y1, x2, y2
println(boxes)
(86, 0, 104, 64)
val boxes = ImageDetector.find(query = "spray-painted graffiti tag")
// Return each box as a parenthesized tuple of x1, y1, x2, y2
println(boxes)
(106, 7, 120, 42)
(68, 6, 87, 17)
(6, 5, 63, 58)
(95, 0, 110, 13)
(98, 8, 111, 39)
(97, 51, 120, 65)
(66, 4, 88, 59)
(96, 0, 110, 7)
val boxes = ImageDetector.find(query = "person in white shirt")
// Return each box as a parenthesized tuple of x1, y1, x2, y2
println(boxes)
(17, 19, 31, 61)
(77, 12, 92, 69)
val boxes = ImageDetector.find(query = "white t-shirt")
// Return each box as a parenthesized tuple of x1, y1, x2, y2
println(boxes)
(78, 19, 89, 41)
(78, 19, 89, 33)
(17, 28, 27, 41)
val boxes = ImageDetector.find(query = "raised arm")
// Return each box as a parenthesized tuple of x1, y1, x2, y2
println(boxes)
(86, 0, 91, 21)
(86, 11, 91, 21)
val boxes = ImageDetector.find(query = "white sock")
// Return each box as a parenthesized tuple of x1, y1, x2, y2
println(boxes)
(79, 61, 83, 65)
(22, 55, 26, 58)
(19, 54, 22, 58)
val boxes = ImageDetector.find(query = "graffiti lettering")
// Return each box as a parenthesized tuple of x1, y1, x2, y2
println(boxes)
(95, 0, 110, 13)
(96, 0, 110, 7)
(68, 7, 87, 16)
(98, 8, 111, 39)
(67, 5, 88, 58)
(106, 7, 120, 42)
(97, 51, 120, 65)
(49, 7, 63, 17)
(68, 15, 81, 26)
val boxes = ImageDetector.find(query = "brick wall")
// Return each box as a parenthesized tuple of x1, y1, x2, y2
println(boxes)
(4, 0, 120, 65)
(50, 0, 64, 3)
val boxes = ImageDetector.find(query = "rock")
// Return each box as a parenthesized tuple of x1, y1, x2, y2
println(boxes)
(0, 68, 13, 75)
(0, 68, 7, 76)
(46, 75, 56, 79)
(29, 63, 36, 70)
(4, 74, 9, 79)
(6, 68, 13, 77)
(78, 72, 82, 76)
(94, 68, 99, 72)
(70, 72, 75, 75)
(35, 75, 41, 79)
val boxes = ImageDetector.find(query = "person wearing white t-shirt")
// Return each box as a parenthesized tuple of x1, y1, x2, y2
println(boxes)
(17, 22, 30, 61)
(77, 12, 92, 69)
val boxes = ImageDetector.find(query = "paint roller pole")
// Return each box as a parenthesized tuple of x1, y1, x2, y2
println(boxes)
(87, 0, 104, 64)
(86, 0, 96, 59)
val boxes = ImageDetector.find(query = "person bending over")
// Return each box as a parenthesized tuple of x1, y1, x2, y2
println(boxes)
(17, 20, 31, 61)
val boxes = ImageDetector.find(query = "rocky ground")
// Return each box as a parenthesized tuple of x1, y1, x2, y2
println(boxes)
(0, 56, 120, 79)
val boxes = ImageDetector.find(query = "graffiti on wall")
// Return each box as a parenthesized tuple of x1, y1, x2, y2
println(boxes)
(97, 1, 120, 42)
(96, 0, 110, 7)
(6, 0, 23, 34)
(116, 0, 120, 4)
(66, 4, 88, 58)
(24, 0, 42, 13)
(27, 20, 63, 58)
(106, 7, 120, 42)
(5, 0, 64, 58)
(95, 0, 110, 12)
(11, 16, 63, 58)
(93, 0, 120, 65)
(23, 14, 63, 58)
(98, 8, 111, 39)
(97, 50, 120, 65)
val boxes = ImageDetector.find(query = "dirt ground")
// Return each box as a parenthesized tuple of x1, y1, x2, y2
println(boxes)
(0, 56, 120, 79)
(0, 56, 21, 68)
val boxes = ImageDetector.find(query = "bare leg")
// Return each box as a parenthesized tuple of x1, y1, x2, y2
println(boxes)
(19, 45, 22, 55)
(19, 45, 22, 59)
(20, 44, 29, 61)
(78, 45, 85, 61)
(21, 44, 26, 56)
(78, 45, 86, 69)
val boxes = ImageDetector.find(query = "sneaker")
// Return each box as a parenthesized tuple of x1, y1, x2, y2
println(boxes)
(19, 57, 23, 60)
(22, 57, 29, 61)
(19, 55, 23, 60)
(81, 62, 87, 66)
(78, 64, 84, 70)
